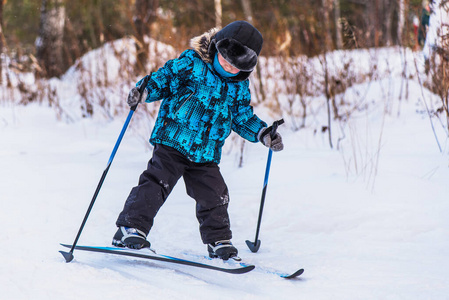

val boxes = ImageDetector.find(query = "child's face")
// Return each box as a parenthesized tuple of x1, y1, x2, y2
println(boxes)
(217, 53, 240, 74)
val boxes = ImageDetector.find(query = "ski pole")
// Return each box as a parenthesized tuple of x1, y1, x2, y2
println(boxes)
(246, 118, 284, 253)
(60, 75, 150, 263)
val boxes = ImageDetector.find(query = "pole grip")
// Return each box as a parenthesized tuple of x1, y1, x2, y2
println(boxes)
(131, 73, 151, 111)
(269, 118, 284, 139)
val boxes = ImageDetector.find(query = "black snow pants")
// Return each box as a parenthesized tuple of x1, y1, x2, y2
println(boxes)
(116, 144, 232, 244)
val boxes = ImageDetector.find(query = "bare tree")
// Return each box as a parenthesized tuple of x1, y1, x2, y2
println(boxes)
(397, 0, 407, 45)
(321, 0, 334, 148)
(322, 0, 333, 51)
(241, 0, 253, 24)
(0, 0, 3, 84)
(134, 0, 158, 73)
(215, 0, 222, 28)
(36, 0, 66, 78)
(240, 0, 265, 103)
(383, 0, 394, 46)
(334, 0, 343, 49)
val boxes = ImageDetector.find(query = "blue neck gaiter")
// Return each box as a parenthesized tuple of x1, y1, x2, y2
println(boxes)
(213, 53, 239, 78)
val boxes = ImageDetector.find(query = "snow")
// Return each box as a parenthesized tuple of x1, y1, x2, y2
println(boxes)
(1, 45, 449, 299)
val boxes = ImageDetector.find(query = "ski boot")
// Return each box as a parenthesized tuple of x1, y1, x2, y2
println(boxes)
(112, 226, 151, 249)
(208, 240, 241, 261)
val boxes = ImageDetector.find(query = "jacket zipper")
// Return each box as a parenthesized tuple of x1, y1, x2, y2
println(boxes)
(175, 91, 194, 115)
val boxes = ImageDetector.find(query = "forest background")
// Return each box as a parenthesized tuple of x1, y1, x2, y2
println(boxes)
(1, 0, 431, 78)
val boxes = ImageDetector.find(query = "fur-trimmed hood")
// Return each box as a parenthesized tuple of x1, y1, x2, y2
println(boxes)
(190, 27, 219, 64)
(189, 21, 263, 82)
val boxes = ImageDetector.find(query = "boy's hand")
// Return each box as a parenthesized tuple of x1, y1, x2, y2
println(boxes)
(127, 74, 151, 108)
(127, 87, 148, 107)
(259, 127, 284, 151)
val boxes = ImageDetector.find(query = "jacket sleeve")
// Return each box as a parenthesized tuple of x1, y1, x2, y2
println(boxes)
(136, 50, 194, 102)
(231, 81, 267, 143)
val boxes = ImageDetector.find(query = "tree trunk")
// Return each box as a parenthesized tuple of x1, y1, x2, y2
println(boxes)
(36, 0, 66, 78)
(374, 0, 381, 47)
(334, 0, 343, 49)
(215, 0, 222, 28)
(241, 0, 265, 102)
(241, 0, 253, 24)
(134, 0, 158, 73)
(364, 0, 376, 47)
(397, 0, 406, 45)
(321, 0, 333, 51)
(0, 0, 3, 84)
(384, 0, 394, 46)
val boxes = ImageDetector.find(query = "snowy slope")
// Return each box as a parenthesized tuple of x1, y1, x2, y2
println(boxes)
(1, 47, 449, 299)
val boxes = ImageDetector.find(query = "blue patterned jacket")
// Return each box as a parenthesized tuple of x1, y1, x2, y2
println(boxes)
(138, 29, 266, 163)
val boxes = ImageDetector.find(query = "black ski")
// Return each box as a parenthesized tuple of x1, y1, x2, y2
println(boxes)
(60, 244, 254, 275)
(240, 262, 303, 278)
(181, 252, 304, 279)
(281, 268, 304, 279)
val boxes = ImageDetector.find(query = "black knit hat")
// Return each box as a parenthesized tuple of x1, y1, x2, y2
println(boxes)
(211, 21, 263, 72)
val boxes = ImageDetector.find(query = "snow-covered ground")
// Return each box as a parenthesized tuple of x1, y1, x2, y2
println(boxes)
(1, 47, 449, 299)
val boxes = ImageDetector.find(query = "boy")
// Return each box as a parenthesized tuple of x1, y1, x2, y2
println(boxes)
(113, 21, 283, 260)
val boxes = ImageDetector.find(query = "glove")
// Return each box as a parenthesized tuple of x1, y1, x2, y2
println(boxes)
(127, 85, 148, 107)
(259, 127, 284, 152)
